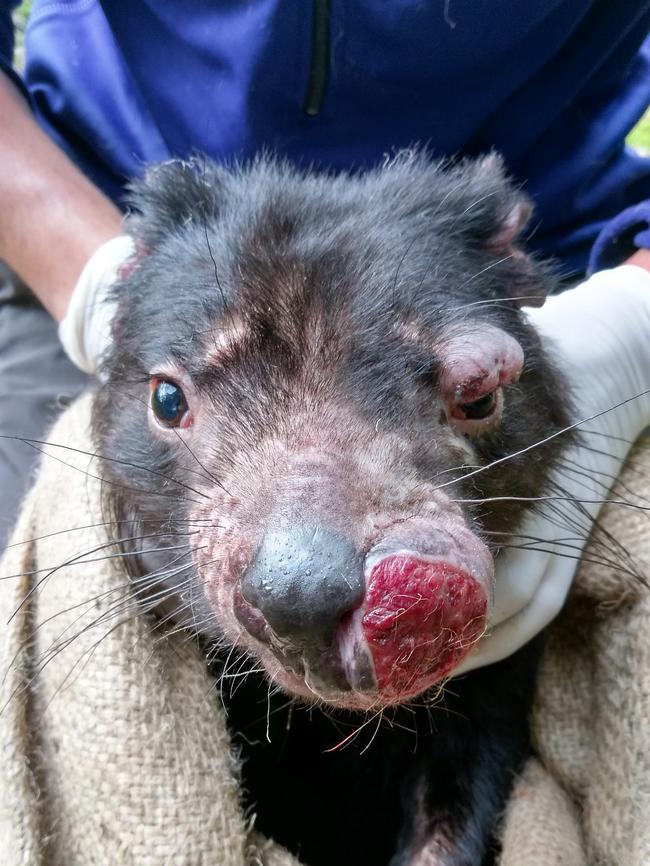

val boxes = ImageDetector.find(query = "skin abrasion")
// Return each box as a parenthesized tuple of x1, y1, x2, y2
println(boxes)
(92, 151, 572, 866)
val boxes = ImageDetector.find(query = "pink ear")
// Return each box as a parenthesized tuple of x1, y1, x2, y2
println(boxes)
(487, 200, 533, 253)
(467, 156, 548, 307)
(488, 200, 549, 308)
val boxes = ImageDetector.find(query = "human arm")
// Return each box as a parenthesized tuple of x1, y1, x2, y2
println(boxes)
(626, 247, 650, 270)
(0, 71, 123, 321)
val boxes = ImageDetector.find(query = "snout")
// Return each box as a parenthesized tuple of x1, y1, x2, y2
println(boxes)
(237, 525, 365, 691)
(233, 519, 493, 707)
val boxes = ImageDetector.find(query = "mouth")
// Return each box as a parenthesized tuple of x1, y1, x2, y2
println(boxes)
(231, 521, 493, 710)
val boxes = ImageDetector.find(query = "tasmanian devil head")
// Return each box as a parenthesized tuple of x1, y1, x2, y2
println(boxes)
(93, 151, 570, 712)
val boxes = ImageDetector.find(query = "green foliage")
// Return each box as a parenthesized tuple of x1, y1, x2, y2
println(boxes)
(12, 0, 32, 69)
(627, 108, 650, 153)
(18, 0, 32, 17)
(15, 0, 31, 29)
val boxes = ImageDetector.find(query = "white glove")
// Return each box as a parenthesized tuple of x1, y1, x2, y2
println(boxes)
(58, 235, 136, 373)
(456, 265, 650, 674)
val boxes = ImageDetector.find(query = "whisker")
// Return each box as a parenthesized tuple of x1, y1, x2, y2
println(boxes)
(2, 532, 198, 582)
(434, 389, 650, 491)
(457, 254, 514, 290)
(0, 433, 210, 501)
(2, 516, 216, 550)
(452, 494, 650, 513)
(5, 539, 202, 631)
(495, 544, 644, 583)
(451, 293, 554, 310)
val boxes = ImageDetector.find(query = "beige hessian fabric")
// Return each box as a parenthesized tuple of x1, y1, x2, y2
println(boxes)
(0, 395, 648, 865)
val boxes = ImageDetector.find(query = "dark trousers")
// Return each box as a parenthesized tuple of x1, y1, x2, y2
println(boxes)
(0, 265, 87, 553)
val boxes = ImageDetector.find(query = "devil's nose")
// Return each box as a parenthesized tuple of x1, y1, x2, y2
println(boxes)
(240, 525, 365, 648)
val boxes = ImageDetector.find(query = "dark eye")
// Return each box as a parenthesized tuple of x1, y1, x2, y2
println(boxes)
(457, 391, 497, 420)
(151, 379, 188, 427)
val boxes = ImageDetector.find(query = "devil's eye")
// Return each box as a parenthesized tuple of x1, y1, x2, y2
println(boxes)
(457, 391, 497, 420)
(151, 379, 188, 427)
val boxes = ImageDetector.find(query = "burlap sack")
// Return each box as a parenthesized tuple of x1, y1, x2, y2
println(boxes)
(0, 395, 647, 865)
(499, 434, 650, 866)
(0, 395, 300, 866)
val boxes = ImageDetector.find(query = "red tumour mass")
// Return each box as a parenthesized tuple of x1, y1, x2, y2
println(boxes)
(363, 555, 487, 699)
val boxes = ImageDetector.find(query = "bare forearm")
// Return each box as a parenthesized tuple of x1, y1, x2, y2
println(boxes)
(625, 247, 650, 272)
(0, 73, 123, 320)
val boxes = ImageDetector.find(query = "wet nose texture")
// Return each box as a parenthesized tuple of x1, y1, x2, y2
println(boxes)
(240, 526, 365, 651)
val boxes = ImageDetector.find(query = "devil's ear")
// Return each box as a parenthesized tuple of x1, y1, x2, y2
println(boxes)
(459, 154, 532, 246)
(460, 154, 549, 307)
(486, 198, 533, 254)
(124, 158, 228, 249)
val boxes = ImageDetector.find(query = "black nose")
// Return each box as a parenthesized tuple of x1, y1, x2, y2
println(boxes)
(240, 525, 365, 651)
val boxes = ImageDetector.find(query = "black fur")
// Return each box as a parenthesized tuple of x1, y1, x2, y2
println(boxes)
(92, 152, 572, 866)
(220, 638, 542, 866)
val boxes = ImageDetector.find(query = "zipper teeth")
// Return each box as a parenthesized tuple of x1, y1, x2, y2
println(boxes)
(303, 0, 331, 116)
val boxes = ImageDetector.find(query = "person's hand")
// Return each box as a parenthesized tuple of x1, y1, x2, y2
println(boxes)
(455, 265, 650, 674)
(58, 235, 136, 373)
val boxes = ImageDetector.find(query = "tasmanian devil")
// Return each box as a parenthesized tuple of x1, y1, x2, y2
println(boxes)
(91, 151, 572, 866)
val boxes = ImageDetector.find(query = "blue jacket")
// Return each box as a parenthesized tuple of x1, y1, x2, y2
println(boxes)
(2, 0, 650, 277)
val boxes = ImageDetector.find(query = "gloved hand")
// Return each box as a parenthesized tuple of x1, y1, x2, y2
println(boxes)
(58, 234, 136, 373)
(456, 265, 650, 674)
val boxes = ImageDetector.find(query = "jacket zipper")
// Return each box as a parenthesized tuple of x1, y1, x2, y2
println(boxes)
(303, 0, 331, 116)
